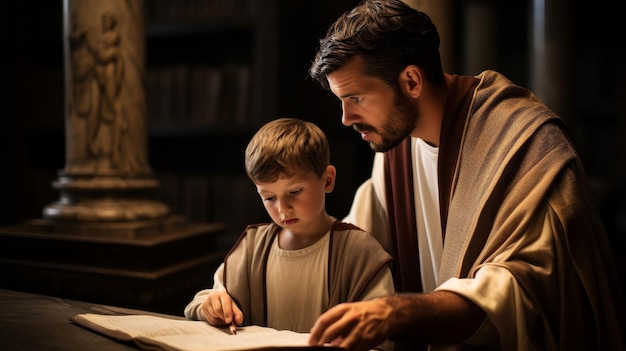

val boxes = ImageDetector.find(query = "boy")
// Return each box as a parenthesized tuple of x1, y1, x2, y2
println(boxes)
(184, 118, 394, 334)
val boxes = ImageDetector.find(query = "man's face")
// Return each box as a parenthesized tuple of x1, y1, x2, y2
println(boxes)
(327, 57, 417, 152)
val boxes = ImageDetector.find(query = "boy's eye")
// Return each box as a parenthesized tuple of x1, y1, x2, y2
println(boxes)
(289, 189, 303, 196)
(263, 195, 275, 202)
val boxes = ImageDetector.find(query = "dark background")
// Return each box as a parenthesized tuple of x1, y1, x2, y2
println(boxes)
(1, 0, 625, 287)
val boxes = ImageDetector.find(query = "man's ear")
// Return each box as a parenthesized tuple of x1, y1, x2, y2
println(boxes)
(324, 165, 336, 193)
(398, 65, 423, 99)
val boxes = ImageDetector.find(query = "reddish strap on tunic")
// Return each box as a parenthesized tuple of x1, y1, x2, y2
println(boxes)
(384, 138, 422, 293)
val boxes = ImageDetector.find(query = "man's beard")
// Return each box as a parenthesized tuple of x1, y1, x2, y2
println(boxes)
(355, 94, 417, 152)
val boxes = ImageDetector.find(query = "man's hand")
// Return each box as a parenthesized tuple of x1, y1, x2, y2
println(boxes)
(309, 291, 487, 350)
(308, 298, 393, 351)
(200, 291, 244, 327)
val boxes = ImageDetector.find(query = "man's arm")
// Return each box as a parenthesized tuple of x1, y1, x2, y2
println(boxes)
(308, 290, 485, 351)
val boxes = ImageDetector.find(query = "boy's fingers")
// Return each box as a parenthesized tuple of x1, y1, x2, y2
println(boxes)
(219, 294, 235, 324)
(232, 302, 244, 325)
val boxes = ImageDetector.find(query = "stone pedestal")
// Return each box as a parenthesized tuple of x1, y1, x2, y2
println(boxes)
(0, 219, 227, 314)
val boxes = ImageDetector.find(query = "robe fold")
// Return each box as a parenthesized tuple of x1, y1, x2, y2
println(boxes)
(352, 70, 626, 350)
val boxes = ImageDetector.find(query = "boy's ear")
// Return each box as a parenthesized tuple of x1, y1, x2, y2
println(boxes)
(324, 165, 336, 193)
(398, 65, 423, 99)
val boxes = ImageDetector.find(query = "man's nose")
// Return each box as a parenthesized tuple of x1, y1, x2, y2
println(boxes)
(341, 102, 355, 127)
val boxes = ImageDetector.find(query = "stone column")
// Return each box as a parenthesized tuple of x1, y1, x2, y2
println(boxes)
(0, 0, 227, 313)
(529, 0, 574, 126)
(44, 0, 168, 222)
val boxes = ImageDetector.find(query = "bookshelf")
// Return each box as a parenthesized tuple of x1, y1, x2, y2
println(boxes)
(144, 0, 273, 131)
(142, 0, 281, 248)
(141, 0, 375, 248)
(141, 0, 374, 248)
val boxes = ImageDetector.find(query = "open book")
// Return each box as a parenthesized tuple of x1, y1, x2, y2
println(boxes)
(71, 313, 339, 351)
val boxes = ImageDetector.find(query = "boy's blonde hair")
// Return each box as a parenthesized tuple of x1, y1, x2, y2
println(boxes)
(245, 118, 330, 183)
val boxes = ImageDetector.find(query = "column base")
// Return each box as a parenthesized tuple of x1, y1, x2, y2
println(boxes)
(43, 198, 170, 222)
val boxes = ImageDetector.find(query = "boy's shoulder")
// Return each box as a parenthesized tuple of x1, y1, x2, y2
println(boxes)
(227, 222, 277, 257)
(330, 221, 392, 262)
(332, 221, 379, 244)
(241, 222, 279, 242)
(332, 221, 367, 234)
(333, 221, 389, 251)
(245, 222, 273, 231)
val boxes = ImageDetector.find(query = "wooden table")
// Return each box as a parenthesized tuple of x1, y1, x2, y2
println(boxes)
(0, 288, 185, 350)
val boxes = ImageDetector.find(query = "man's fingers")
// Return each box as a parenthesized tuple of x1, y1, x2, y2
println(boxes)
(325, 312, 360, 349)
(309, 304, 347, 345)
(310, 300, 388, 351)
(310, 304, 360, 346)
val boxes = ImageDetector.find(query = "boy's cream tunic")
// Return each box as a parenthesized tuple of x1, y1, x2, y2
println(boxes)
(184, 221, 394, 333)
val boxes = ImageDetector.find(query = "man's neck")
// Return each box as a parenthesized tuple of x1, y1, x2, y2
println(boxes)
(410, 79, 447, 147)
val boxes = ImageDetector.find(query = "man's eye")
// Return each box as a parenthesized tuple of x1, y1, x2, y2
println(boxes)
(351, 96, 361, 103)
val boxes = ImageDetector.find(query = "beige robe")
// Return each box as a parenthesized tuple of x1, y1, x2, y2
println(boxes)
(347, 70, 626, 350)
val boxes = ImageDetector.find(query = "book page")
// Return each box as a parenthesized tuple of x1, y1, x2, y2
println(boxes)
(71, 314, 333, 351)
(134, 327, 313, 351)
(72, 314, 225, 341)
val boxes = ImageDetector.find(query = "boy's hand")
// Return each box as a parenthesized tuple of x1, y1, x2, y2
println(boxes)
(200, 291, 244, 327)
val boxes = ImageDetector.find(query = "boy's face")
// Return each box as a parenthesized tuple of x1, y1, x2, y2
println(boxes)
(254, 166, 336, 236)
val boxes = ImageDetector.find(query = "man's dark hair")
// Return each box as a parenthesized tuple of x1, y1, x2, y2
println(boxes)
(310, 0, 444, 90)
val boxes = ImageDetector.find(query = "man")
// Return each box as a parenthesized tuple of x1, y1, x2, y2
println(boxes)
(307, 0, 626, 350)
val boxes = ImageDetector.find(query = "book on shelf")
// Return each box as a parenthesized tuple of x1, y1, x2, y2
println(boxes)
(71, 313, 339, 351)
(147, 63, 252, 127)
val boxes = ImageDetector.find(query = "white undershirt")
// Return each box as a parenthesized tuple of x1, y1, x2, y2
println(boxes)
(411, 137, 443, 292)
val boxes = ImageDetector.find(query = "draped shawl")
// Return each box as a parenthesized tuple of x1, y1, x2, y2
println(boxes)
(384, 70, 626, 350)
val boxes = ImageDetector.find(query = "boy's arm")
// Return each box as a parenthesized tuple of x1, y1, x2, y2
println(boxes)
(183, 263, 226, 320)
